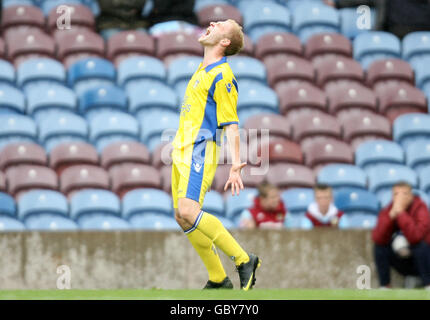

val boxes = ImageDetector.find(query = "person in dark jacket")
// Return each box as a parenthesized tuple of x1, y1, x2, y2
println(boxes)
(372, 181, 430, 289)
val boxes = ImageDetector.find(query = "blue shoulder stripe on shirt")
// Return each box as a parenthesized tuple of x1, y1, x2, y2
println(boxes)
(232, 78, 238, 93)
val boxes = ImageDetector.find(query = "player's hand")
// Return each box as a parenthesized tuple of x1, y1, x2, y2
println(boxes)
(224, 162, 247, 196)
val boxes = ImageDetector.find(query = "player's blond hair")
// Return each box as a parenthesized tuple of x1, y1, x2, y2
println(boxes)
(224, 19, 244, 56)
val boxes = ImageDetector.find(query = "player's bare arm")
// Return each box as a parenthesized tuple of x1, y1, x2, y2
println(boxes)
(223, 123, 246, 196)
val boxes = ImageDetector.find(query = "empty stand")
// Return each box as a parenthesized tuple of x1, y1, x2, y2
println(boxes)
(366, 58, 414, 87)
(101, 141, 151, 173)
(267, 163, 315, 189)
(50, 142, 99, 175)
(107, 30, 155, 64)
(0, 143, 47, 171)
(317, 164, 367, 189)
(197, 4, 243, 27)
(302, 138, 354, 169)
(291, 113, 341, 143)
(60, 164, 109, 197)
(255, 32, 302, 62)
(305, 32, 352, 61)
(314, 55, 364, 88)
(265, 55, 315, 88)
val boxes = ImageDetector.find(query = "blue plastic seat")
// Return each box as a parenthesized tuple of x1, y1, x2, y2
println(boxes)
(70, 189, 121, 222)
(0, 114, 37, 150)
(18, 190, 68, 221)
(122, 188, 173, 219)
(26, 83, 76, 122)
(406, 139, 430, 174)
(0, 59, 15, 85)
(128, 81, 178, 119)
(284, 212, 307, 229)
(419, 166, 430, 195)
(413, 56, 430, 92)
(216, 215, 235, 230)
(117, 56, 166, 88)
(355, 140, 404, 172)
(202, 191, 225, 217)
(79, 85, 128, 121)
(402, 32, 430, 67)
(129, 213, 180, 230)
(353, 32, 401, 69)
(79, 215, 131, 230)
(281, 188, 314, 215)
(334, 187, 379, 215)
(0, 216, 26, 231)
(227, 56, 266, 86)
(368, 164, 418, 198)
(25, 215, 79, 231)
(293, 3, 339, 43)
(38, 112, 88, 152)
(68, 58, 116, 96)
(40, 0, 83, 15)
(0, 84, 25, 114)
(194, 0, 229, 12)
(167, 56, 202, 88)
(0, 192, 16, 217)
(139, 110, 178, 151)
(90, 111, 139, 152)
(317, 164, 367, 189)
(339, 7, 377, 39)
(393, 113, 430, 149)
(237, 83, 278, 124)
(338, 214, 377, 229)
(225, 188, 258, 219)
(17, 58, 65, 92)
(243, 1, 291, 42)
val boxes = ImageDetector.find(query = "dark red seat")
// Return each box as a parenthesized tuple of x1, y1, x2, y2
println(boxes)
(1, 5, 45, 32)
(255, 32, 302, 62)
(0, 38, 5, 59)
(375, 82, 427, 123)
(267, 163, 315, 190)
(243, 113, 291, 141)
(240, 34, 254, 57)
(101, 141, 151, 173)
(0, 171, 5, 192)
(291, 113, 342, 143)
(197, 4, 243, 27)
(151, 142, 173, 169)
(212, 164, 231, 193)
(48, 4, 95, 33)
(60, 165, 109, 197)
(240, 165, 267, 188)
(110, 163, 162, 198)
(7, 31, 55, 63)
(265, 55, 315, 88)
(277, 82, 327, 116)
(50, 142, 99, 176)
(326, 82, 377, 115)
(6, 165, 58, 198)
(0, 143, 47, 171)
(107, 30, 155, 62)
(160, 165, 171, 193)
(366, 59, 414, 87)
(314, 55, 364, 88)
(302, 138, 354, 168)
(256, 138, 303, 164)
(56, 29, 105, 62)
(156, 32, 203, 62)
(305, 33, 352, 61)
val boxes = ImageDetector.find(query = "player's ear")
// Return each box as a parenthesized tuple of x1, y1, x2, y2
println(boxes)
(220, 38, 231, 48)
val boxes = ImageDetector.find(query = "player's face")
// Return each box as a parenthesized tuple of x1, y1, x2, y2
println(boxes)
(392, 186, 414, 205)
(261, 188, 281, 211)
(315, 189, 332, 215)
(198, 20, 233, 46)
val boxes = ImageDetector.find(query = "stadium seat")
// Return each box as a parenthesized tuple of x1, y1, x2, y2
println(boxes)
(243, 113, 291, 141)
(0, 192, 16, 217)
(25, 214, 79, 231)
(305, 32, 352, 62)
(140, 111, 179, 151)
(197, 4, 243, 27)
(314, 55, 364, 88)
(6, 165, 58, 197)
(110, 164, 162, 198)
(38, 112, 88, 152)
(122, 188, 172, 219)
(151, 142, 173, 170)
(60, 165, 109, 197)
(225, 188, 258, 219)
(27, 83, 77, 122)
(107, 30, 155, 64)
(338, 214, 377, 229)
(49, 142, 99, 175)
(117, 56, 166, 89)
(80, 85, 128, 121)
(242, 1, 291, 42)
(239, 33, 255, 57)
(355, 140, 404, 172)
(393, 113, 430, 149)
(0, 216, 25, 231)
(293, 3, 340, 43)
(326, 82, 377, 115)
(366, 59, 414, 87)
(160, 165, 172, 194)
(291, 113, 341, 143)
(79, 214, 131, 230)
(368, 164, 418, 198)
(56, 29, 104, 62)
(156, 32, 203, 62)
(0, 114, 37, 150)
(17, 189, 68, 221)
(413, 56, 430, 92)
(67, 58, 116, 97)
(255, 32, 302, 63)
(237, 83, 278, 124)
(302, 138, 354, 168)
(194, 0, 229, 12)
(277, 82, 327, 116)
(339, 7, 376, 39)
(201, 190, 225, 217)
(379, 188, 430, 209)
(0, 84, 26, 114)
(0, 143, 47, 171)
(420, 166, 430, 195)
(281, 188, 314, 215)
(265, 55, 315, 88)
(353, 32, 401, 69)
(0, 171, 6, 192)
(406, 140, 430, 174)
(228, 56, 267, 86)
(317, 164, 367, 189)
(70, 188, 120, 221)
(334, 188, 379, 215)
(89, 111, 139, 152)
(0, 59, 15, 85)
(47, 4, 95, 32)
(375, 83, 427, 123)
(0, 39, 5, 60)
(17, 57, 66, 93)
(101, 141, 150, 172)
(129, 213, 179, 230)
(167, 55, 202, 89)
(267, 163, 315, 189)
(1, 5, 45, 33)
(255, 137, 303, 164)
(402, 31, 430, 67)
(284, 212, 307, 229)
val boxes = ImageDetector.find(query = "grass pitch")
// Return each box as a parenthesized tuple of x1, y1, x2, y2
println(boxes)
(0, 289, 429, 300)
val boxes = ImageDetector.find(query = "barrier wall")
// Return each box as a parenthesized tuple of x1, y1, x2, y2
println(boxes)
(0, 229, 403, 290)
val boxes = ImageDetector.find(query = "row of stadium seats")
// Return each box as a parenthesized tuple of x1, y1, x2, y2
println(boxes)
(2, 0, 100, 16)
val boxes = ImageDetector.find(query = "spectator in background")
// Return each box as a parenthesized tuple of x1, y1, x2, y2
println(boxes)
(372, 182, 430, 289)
(238, 182, 287, 229)
(301, 184, 345, 228)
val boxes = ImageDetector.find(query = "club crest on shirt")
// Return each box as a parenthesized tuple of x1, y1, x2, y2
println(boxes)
(193, 163, 202, 173)
(226, 82, 232, 93)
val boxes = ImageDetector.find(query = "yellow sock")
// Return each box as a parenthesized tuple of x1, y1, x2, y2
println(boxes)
(194, 211, 249, 266)
(186, 228, 227, 283)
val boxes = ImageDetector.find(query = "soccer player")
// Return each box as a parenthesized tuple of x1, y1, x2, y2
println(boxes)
(171, 19, 261, 290)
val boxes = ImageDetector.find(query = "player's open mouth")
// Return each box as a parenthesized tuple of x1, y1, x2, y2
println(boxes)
(205, 28, 211, 36)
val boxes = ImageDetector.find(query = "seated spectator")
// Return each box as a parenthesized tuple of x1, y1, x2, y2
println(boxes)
(238, 182, 287, 229)
(372, 182, 430, 289)
(302, 184, 345, 228)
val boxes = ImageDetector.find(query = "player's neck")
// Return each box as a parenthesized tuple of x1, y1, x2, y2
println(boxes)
(201, 46, 224, 69)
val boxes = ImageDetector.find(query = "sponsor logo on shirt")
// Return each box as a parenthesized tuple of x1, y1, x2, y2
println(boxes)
(226, 82, 232, 93)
